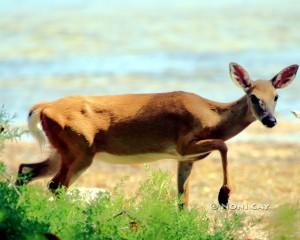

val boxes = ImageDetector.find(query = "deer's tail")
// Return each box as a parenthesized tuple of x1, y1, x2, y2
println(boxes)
(28, 103, 48, 148)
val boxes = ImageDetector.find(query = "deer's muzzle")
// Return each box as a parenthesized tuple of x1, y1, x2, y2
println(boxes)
(261, 116, 277, 128)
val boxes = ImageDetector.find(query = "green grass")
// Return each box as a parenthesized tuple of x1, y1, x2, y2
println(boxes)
(269, 203, 300, 240)
(0, 167, 244, 240)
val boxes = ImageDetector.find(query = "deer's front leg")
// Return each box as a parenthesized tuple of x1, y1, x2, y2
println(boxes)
(177, 161, 194, 209)
(182, 139, 231, 208)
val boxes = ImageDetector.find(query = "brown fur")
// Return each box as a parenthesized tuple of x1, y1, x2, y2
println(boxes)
(36, 92, 253, 154)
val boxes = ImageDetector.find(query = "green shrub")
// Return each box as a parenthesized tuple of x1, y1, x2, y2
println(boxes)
(0, 107, 25, 151)
(269, 204, 300, 240)
(0, 168, 244, 240)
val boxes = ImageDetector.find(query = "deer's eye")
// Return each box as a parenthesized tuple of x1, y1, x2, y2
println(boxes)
(250, 95, 259, 104)
(274, 95, 279, 101)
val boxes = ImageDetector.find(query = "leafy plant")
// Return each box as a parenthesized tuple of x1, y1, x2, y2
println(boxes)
(0, 167, 245, 240)
(0, 106, 25, 151)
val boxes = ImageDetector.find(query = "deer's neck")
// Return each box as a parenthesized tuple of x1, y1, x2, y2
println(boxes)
(213, 95, 256, 140)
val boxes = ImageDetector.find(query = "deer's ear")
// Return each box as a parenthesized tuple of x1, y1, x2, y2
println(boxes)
(271, 65, 299, 89)
(229, 62, 253, 92)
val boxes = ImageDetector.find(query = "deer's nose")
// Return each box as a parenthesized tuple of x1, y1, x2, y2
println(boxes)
(262, 116, 277, 128)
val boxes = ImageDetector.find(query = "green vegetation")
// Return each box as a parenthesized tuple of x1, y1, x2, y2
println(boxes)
(0, 107, 24, 151)
(0, 166, 244, 240)
(269, 204, 300, 240)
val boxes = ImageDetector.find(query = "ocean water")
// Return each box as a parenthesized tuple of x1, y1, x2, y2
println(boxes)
(1, 0, 300, 130)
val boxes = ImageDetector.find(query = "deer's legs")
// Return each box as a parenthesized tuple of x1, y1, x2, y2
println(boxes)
(66, 153, 94, 186)
(16, 152, 60, 186)
(182, 139, 231, 208)
(48, 153, 93, 193)
(177, 161, 194, 209)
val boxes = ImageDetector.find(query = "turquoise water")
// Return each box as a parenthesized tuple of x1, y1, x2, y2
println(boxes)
(1, 0, 300, 125)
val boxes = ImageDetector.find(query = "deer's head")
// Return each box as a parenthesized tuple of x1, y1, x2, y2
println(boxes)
(229, 63, 299, 128)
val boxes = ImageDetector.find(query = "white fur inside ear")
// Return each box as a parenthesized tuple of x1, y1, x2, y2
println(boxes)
(229, 63, 252, 91)
(272, 65, 299, 89)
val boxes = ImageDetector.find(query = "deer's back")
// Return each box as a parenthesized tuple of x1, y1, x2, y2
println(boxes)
(39, 91, 217, 161)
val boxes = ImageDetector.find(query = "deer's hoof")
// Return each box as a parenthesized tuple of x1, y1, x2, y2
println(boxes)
(48, 181, 60, 194)
(44, 233, 60, 240)
(15, 173, 31, 186)
(218, 185, 231, 209)
(15, 179, 24, 186)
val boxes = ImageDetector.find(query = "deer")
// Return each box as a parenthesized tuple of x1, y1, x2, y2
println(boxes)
(15, 62, 298, 209)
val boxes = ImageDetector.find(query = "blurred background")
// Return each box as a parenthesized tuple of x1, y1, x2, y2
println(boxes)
(1, 3, 300, 236)
(1, 0, 300, 129)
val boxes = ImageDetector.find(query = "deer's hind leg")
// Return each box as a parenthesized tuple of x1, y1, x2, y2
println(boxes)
(48, 152, 94, 193)
(15, 151, 60, 186)
(45, 124, 95, 193)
